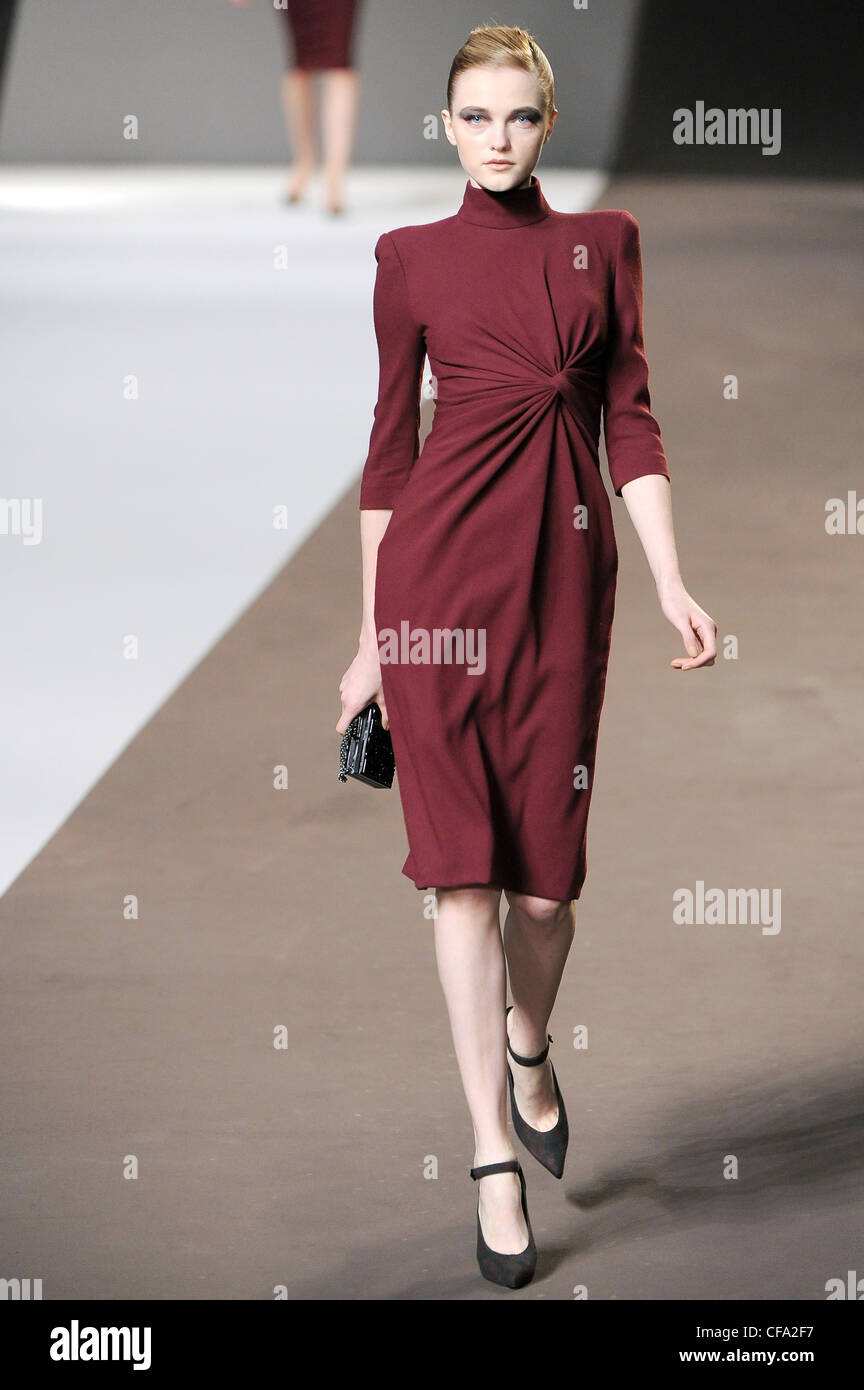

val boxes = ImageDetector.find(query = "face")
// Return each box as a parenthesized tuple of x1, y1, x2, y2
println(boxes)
(442, 64, 556, 192)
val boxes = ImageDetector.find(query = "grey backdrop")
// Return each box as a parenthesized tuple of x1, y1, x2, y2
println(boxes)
(0, 0, 640, 165)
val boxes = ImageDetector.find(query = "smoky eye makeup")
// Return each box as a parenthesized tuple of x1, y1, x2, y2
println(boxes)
(459, 108, 543, 125)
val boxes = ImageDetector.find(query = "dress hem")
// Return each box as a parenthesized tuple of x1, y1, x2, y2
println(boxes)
(403, 866, 583, 904)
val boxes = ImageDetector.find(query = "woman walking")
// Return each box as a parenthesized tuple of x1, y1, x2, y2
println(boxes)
(231, 0, 364, 213)
(337, 25, 716, 1288)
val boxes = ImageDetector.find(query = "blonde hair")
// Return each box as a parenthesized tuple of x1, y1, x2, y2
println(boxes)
(446, 24, 557, 122)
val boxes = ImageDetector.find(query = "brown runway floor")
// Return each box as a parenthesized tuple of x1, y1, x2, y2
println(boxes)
(2, 177, 862, 1300)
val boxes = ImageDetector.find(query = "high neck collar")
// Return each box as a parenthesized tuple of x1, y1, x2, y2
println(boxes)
(456, 174, 551, 229)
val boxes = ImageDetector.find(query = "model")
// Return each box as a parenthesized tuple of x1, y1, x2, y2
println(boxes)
(337, 24, 717, 1289)
(230, 0, 364, 214)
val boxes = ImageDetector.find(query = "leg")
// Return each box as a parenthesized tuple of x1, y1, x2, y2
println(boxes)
(320, 68, 361, 213)
(281, 69, 318, 200)
(433, 885, 528, 1254)
(503, 892, 576, 1130)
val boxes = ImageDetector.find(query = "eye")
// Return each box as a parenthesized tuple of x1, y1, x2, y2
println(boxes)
(461, 111, 540, 127)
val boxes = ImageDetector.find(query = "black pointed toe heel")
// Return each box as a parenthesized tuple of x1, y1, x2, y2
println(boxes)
(506, 1005, 569, 1180)
(469, 1158, 537, 1288)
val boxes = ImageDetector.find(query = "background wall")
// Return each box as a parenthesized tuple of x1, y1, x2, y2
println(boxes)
(0, 0, 641, 167)
(0, 1, 860, 174)
(614, 0, 863, 177)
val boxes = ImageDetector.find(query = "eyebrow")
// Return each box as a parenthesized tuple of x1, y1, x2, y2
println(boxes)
(457, 105, 542, 117)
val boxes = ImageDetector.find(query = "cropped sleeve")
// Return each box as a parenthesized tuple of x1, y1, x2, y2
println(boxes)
(602, 211, 671, 497)
(358, 231, 427, 510)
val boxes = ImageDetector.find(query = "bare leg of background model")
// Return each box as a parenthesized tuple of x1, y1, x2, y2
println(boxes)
(320, 68, 361, 213)
(282, 69, 317, 202)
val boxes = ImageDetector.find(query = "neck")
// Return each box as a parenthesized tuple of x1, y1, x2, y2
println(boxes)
(457, 174, 552, 230)
(468, 175, 533, 191)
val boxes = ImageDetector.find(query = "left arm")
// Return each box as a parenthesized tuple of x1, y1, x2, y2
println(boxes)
(604, 212, 717, 670)
(619, 474, 717, 670)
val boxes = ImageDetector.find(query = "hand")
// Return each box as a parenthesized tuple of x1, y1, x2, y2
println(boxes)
(336, 640, 390, 734)
(658, 579, 718, 670)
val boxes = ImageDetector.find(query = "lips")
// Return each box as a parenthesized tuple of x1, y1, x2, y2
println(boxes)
(486, 161, 513, 167)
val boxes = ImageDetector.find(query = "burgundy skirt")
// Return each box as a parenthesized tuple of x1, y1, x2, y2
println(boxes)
(277, 0, 362, 71)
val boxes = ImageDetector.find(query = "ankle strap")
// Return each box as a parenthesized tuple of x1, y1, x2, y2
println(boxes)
(507, 1034, 552, 1066)
(470, 1159, 520, 1181)
(506, 1005, 552, 1067)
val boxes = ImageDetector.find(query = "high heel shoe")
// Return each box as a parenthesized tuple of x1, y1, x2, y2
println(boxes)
(469, 1158, 537, 1288)
(505, 1005, 569, 1179)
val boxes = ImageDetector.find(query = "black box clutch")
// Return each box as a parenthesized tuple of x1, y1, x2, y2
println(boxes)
(337, 701, 395, 789)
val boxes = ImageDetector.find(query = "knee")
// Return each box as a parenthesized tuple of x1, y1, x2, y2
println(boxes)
(507, 893, 574, 930)
(436, 885, 501, 916)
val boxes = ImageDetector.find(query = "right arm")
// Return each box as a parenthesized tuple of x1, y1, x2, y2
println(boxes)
(337, 232, 426, 734)
(336, 508, 392, 734)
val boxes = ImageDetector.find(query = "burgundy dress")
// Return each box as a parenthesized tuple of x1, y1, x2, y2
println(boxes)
(359, 176, 670, 901)
(277, 0, 362, 71)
